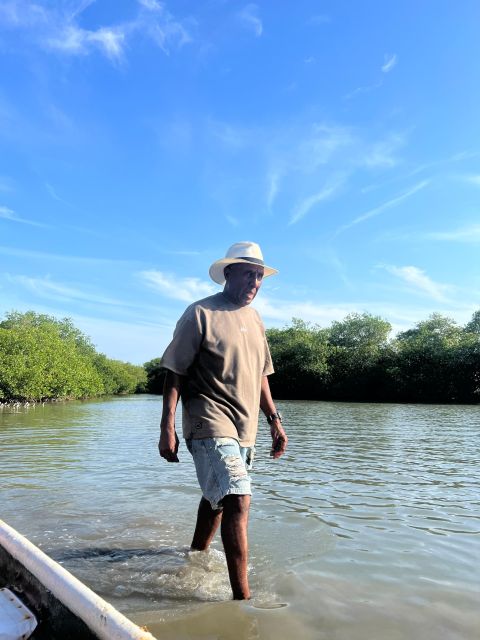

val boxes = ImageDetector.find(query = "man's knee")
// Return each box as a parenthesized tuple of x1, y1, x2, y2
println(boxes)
(221, 494, 251, 515)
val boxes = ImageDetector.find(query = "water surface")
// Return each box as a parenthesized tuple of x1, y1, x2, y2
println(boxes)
(1, 396, 479, 639)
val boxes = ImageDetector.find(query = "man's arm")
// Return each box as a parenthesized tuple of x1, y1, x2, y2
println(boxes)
(260, 376, 288, 459)
(159, 370, 183, 463)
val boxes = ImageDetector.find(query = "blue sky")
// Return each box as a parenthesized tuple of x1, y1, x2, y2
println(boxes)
(1, 0, 480, 364)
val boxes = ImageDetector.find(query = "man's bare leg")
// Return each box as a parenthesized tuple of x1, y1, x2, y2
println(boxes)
(191, 497, 223, 551)
(221, 494, 251, 600)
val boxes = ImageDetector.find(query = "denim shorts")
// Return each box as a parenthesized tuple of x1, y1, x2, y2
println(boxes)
(186, 437, 254, 510)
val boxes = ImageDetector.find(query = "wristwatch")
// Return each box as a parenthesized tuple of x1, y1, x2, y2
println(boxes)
(267, 411, 283, 425)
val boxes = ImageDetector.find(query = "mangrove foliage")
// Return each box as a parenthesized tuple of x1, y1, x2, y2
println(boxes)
(0, 311, 146, 402)
(266, 312, 480, 403)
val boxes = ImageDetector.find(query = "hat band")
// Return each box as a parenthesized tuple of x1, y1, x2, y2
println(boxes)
(236, 256, 264, 266)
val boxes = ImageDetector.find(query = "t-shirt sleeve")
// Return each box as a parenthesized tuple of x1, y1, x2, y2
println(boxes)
(260, 314, 275, 377)
(263, 335, 274, 376)
(161, 305, 203, 376)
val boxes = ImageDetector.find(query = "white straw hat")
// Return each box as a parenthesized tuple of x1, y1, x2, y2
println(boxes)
(209, 241, 278, 285)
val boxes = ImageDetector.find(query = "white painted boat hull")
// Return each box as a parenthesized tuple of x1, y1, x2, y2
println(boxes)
(0, 520, 157, 640)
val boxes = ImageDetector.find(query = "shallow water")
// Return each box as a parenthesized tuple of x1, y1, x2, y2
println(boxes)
(1, 396, 479, 639)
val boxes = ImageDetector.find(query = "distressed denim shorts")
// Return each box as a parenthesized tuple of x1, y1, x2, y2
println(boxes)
(186, 437, 254, 510)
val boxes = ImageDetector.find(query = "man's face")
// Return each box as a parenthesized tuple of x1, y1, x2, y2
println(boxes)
(224, 263, 265, 306)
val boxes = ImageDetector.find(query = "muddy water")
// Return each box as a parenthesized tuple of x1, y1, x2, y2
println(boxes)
(1, 396, 479, 639)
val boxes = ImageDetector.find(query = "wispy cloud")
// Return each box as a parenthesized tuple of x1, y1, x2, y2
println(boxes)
(47, 24, 126, 61)
(9, 274, 127, 306)
(345, 54, 397, 101)
(209, 120, 252, 150)
(461, 174, 480, 186)
(0, 0, 191, 62)
(0, 245, 138, 266)
(289, 177, 344, 225)
(381, 53, 398, 73)
(428, 223, 480, 242)
(382, 265, 451, 302)
(362, 133, 405, 168)
(225, 214, 239, 226)
(0, 1, 48, 27)
(45, 182, 75, 207)
(140, 270, 217, 302)
(267, 120, 404, 189)
(0, 205, 49, 227)
(266, 171, 280, 210)
(337, 180, 429, 235)
(169, 115, 407, 225)
(238, 4, 263, 37)
(344, 81, 383, 100)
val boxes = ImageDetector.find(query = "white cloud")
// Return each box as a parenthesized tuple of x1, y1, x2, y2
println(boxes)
(264, 122, 404, 209)
(9, 274, 127, 306)
(362, 133, 405, 168)
(0, 245, 138, 266)
(462, 174, 480, 186)
(381, 53, 398, 73)
(301, 123, 354, 169)
(87, 27, 126, 60)
(238, 4, 263, 37)
(255, 296, 359, 325)
(289, 178, 344, 225)
(1, 0, 191, 61)
(225, 214, 239, 227)
(166, 114, 407, 228)
(140, 270, 217, 302)
(337, 180, 429, 234)
(45, 182, 74, 207)
(428, 224, 480, 242)
(138, 0, 162, 10)
(255, 294, 429, 334)
(382, 265, 451, 302)
(266, 171, 280, 209)
(344, 81, 383, 100)
(0, 205, 48, 227)
(0, 1, 48, 27)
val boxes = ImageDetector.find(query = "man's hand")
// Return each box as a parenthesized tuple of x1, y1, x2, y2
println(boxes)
(159, 429, 180, 463)
(270, 423, 288, 459)
(159, 371, 182, 463)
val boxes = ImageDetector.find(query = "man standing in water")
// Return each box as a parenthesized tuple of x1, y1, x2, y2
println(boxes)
(158, 241, 288, 600)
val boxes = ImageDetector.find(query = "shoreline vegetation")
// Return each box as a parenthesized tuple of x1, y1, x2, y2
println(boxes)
(145, 310, 480, 405)
(0, 311, 147, 405)
(2, 309, 479, 406)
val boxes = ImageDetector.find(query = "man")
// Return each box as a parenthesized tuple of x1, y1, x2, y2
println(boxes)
(158, 241, 288, 600)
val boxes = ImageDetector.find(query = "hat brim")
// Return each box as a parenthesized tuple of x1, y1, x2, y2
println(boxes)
(209, 258, 278, 285)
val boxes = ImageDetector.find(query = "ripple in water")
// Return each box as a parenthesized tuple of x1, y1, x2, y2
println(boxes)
(52, 545, 232, 605)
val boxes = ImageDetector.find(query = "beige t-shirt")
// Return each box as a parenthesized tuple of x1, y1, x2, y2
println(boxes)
(161, 292, 274, 447)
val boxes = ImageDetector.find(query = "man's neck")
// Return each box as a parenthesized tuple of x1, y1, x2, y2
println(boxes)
(222, 288, 247, 307)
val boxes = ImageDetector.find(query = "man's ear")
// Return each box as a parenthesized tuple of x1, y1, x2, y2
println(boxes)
(224, 265, 231, 280)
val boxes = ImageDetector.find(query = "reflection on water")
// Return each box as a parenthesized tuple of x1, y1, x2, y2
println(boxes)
(1, 396, 479, 639)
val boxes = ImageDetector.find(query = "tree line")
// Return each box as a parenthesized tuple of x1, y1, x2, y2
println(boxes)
(0, 311, 146, 403)
(266, 311, 480, 403)
(143, 310, 480, 403)
(3, 309, 479, 404)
